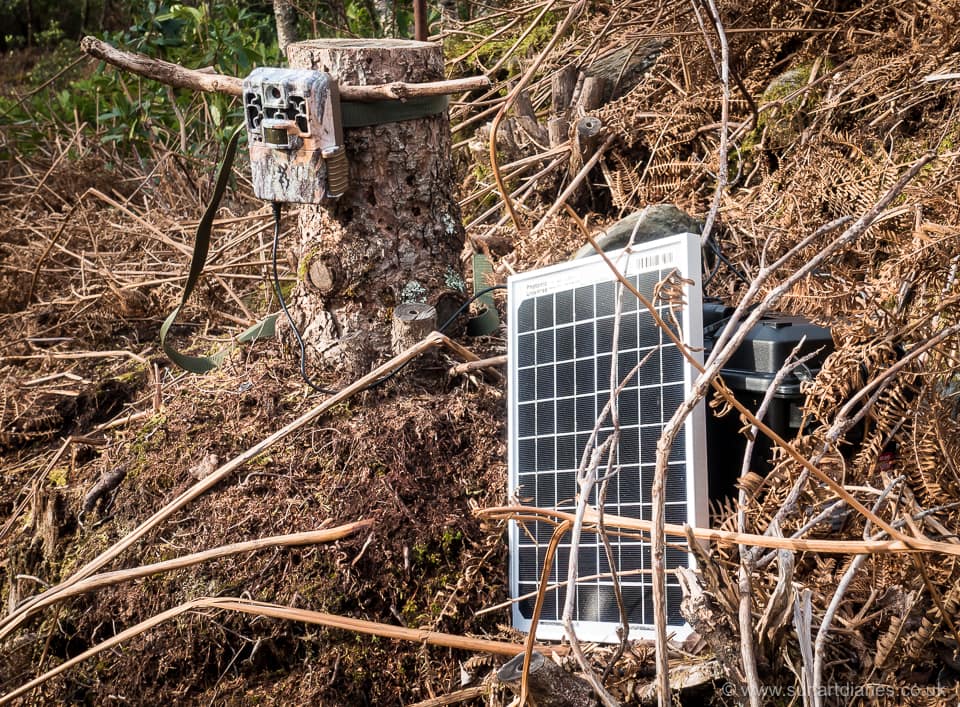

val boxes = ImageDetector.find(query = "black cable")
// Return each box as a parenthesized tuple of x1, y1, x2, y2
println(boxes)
(703, 232, 752, 290)
(366, 284, 508, 390)
(702, 248, 723, 290)
(439, 284, 507, 332)
(271, 201, 338, 395)
(271, 200, 506, 393)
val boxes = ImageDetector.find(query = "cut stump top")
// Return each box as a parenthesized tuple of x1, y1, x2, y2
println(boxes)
(287, 40, 443, 84)
(291, 39, 437, 50)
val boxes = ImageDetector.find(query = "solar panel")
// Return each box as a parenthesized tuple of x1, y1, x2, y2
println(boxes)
(507, 233, 707, 643)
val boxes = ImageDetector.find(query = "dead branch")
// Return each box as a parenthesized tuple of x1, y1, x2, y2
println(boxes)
(80, 37, 489, 102)
(695, 0, 731, 247)
(7, 522, 372, 623)
(448, 354, 507, 375)
(409, 686, 491, 707)
(559, 322, 650, 707)
(793, 589, 814, 704)
(737, 343, 816, 706)
(0, 596, 556, 705)
(520, 520, 572, 705)
(478, 505, 960, 557)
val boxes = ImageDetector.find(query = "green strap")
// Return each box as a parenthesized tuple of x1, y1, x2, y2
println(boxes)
(160, 125, 277, 373)
(161, 94, 448, 373)
(468, 253, 500, 336)
(340, 95, 448, 128)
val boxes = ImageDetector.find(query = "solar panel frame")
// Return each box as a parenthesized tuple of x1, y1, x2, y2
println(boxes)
(507, 233, 707, 643)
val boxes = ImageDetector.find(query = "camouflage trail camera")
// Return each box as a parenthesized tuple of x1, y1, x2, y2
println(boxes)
(243, 68, 349, 203)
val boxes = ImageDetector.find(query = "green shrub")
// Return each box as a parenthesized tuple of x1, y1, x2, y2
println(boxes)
(1, 0, 434, 160)
(2, 1, 281, 158)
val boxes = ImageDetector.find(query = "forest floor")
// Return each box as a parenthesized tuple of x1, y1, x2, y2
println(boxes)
(4, 1, 960, 705)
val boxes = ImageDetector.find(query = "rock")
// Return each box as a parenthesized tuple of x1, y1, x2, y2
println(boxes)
(497, 651, 596, 706)
(758, 65, 818, 149)
(572, 204, 702, 259)
(189, 453, 219, 481)
(584, 40, 665, 102)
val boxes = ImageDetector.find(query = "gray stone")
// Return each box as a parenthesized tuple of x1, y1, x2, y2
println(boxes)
(573, 204, 702, 259)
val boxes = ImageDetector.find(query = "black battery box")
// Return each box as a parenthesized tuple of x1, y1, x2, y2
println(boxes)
(702, 302, 834, 503)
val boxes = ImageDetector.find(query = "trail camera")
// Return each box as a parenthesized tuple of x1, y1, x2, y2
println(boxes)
(243, 68, 349, 203)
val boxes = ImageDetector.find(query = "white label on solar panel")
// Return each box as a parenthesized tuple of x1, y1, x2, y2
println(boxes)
(507, 233, 707, 643)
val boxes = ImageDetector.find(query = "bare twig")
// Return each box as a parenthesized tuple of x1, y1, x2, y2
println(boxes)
(736, 343, 817, 707)
(448, 354, 507, 375)
(811, 478, 903, 707)
(519, 520, 572, 705)
(11, 522, 372, 621)
(695, 0, 730, 247)
(560, 429, 620, 707)
(478, 505, 960, 556)
(794, 588, 814, 707)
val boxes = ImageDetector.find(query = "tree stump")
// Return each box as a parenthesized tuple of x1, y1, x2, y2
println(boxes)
(285, 39, 466, 378)
(391, 302, 436, 355)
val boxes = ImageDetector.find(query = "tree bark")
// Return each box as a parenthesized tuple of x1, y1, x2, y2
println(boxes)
(273, 0, 299, 58)
(286, 40, 466, 378)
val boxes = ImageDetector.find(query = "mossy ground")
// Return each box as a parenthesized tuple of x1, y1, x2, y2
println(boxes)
(2, 335, 512, 705)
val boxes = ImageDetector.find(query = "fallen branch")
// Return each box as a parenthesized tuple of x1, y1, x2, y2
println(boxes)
(694, 0, 731, 247)
(80, 37, 489, 102)
(479, 505, 960, 556)
(7, 522, 372, 623)
(521, 520, 572, 705)
(738, 344, 816, 707)
(448, 354, 507, 375)
(0, 596, 552, 705)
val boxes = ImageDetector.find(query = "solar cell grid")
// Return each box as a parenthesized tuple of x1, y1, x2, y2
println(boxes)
(508, 235, 706, 642)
